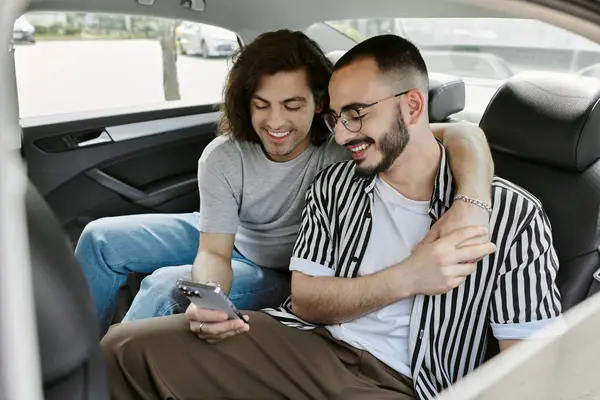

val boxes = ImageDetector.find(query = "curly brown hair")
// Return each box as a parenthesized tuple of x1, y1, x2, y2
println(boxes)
(217, 30, 334, 146)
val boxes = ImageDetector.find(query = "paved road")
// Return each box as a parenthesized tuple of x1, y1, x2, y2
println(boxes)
(14, 40, 231, 118)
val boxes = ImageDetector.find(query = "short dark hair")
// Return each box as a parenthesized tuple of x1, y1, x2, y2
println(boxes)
(335, 34, 429, 99)
(217, 30, 333, 146)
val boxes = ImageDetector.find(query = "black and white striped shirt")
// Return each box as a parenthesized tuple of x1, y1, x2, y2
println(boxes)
(262, 143, 563, 399)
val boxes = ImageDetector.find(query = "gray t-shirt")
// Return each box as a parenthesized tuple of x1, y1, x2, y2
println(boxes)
(197, 134, 350, 269)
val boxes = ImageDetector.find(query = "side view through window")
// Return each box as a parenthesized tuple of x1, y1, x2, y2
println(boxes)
(14, 12, 237, 118)
(1, 1, 599, 400)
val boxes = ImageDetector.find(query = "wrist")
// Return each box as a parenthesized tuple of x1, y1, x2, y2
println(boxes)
(456, 186, 492, 204)
(454, 194, 493, 215)
(380, 262, 415, 301)
(205, 280, 232, 295)
(456, 185, 491, 205)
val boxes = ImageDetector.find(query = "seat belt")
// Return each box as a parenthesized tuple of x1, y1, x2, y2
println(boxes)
(589, 266, 600, 298)
(588, 245, 600, 298)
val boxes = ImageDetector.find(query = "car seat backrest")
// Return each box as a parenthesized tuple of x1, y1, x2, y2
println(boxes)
(325, 51, 466, 122)
(26, 179, 108, 399)
(480, 70, 600, 311)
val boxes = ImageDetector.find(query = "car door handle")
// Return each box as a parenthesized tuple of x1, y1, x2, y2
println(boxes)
(76, 130, 113, 147)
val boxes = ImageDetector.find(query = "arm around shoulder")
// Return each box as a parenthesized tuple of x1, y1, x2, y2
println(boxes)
(432, 121, 494, 203)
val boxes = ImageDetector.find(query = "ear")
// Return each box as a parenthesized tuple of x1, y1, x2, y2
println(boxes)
(405, 89, 427, 126)
(313, 91, 326, 114)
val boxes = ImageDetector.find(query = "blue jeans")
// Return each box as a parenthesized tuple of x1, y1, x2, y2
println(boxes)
(74, 212, 291, 335)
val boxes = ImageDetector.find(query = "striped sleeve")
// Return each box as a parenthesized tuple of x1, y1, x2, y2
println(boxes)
(489, 207, 563, 338)
(290, 183, 335, 272)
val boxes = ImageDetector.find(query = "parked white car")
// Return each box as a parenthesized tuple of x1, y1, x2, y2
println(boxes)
(176, 21, 239, 57)
(13, 15, 35, 43)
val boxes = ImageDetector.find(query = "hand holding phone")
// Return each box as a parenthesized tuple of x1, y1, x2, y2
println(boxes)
(177, 279, 250, 343)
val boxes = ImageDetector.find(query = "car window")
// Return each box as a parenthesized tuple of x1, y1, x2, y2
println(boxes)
(315, 18, 600, 120)
(14, 12, 240, 118)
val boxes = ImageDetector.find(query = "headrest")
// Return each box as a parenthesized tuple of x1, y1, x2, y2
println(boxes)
(326, 50, 346, 65)
(325, 51, 466, 122)
(428, 73, 466, 122)
(480, 71, 600, 171)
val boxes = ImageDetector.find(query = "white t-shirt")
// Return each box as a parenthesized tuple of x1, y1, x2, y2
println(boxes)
(292, 176, 431, 377)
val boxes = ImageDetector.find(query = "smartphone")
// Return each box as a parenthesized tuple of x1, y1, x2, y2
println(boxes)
(176, 279, 247, 323)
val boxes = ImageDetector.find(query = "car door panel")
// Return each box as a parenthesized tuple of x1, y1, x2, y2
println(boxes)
(21, 104, 219, 244)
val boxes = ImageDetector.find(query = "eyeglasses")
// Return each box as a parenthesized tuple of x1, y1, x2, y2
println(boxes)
(322, 90, 411, 134)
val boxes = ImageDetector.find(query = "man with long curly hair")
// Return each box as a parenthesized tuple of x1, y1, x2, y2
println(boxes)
(76, 29, 494, 337)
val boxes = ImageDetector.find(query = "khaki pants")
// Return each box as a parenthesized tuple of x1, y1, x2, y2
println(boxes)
(101, 311, 415, 400)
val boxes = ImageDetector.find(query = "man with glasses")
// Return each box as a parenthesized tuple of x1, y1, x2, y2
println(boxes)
(80, 29, 494, 338)
(96, 34, 552, 400)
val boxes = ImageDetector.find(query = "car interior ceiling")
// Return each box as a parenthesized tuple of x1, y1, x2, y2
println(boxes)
(24, 0, 513, 42)
(21, 0, 600, 49)
(3, 1, 600, 399)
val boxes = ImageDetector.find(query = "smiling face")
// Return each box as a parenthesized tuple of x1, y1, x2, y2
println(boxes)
(250, 69, 321, 162)
(328, 57, 412, 176)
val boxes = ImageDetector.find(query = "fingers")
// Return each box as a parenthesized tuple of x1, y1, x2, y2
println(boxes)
(189, 318, 216, 334)
(439, 264, 476, 292)
(459, 235, 490, 247)
(190, 313, 250, 344)
(186, 303, 250, 342)
(200, 318, 247, 336)
(419, 226, 440, 247)
(194, 319, 249, 343)
(185, 303, 229, 323)
(204, 324, 250, 343)
(454, 242, 496, 264)
(451, 262, 478, 277)
(442, 225, 489, 247)
(448, 275, 468, 290)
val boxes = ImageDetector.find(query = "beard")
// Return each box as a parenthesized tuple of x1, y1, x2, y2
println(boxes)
(355, 109, 410, 177)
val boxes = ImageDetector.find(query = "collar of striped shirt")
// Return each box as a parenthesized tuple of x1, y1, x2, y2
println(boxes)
(352, 140, 456, 216)
(262, 141, 562, 400)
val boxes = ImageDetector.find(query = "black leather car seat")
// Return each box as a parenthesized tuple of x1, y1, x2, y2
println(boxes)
(480, 70, 600, 312)
(26, 178, 109, 399)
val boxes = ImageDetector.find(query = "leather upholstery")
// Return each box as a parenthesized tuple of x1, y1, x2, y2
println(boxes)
(480, 71, 600, 172)
(480, 71, 600, 311)
(428, 73, 466, 122)
(25, 179, 108, 400)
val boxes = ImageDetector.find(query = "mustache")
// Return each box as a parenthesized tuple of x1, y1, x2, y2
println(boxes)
(344, 138, 375, 147)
